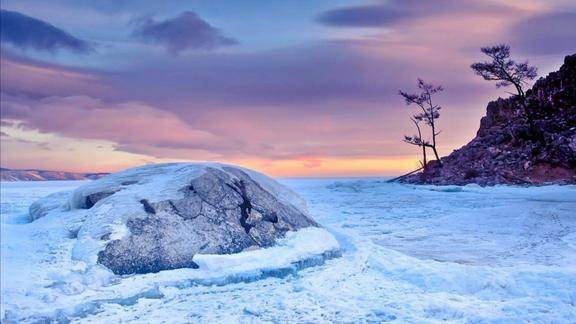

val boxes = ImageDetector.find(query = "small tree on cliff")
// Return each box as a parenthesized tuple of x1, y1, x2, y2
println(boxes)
(399, 79, 444, 167)
(470, 44, 538, 135)
(404, 117, 429, 168)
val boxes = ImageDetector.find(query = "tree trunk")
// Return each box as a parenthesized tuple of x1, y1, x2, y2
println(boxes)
(431, 145, 442, 167)
(430, 120, 442, 167)
(422, 145, 427, 168)
(412, 118, 428, 168)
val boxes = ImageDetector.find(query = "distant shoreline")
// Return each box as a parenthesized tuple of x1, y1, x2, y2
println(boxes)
(1, 168, 109, 182)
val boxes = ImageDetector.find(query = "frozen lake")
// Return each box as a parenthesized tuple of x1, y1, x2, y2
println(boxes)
(1, 179, 576, 323)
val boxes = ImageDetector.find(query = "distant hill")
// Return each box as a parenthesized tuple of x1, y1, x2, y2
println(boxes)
(0, 167, 109, 181)
(402, 54, 576, 185)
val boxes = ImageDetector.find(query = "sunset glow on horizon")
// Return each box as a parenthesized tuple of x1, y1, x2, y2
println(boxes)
(1, 0, 574, 177)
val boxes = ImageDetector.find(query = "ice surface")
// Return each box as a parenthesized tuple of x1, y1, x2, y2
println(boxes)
(2, 178, 576, 322)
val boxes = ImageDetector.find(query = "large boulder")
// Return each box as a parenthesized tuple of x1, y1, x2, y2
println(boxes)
(32, 163, 319, 275)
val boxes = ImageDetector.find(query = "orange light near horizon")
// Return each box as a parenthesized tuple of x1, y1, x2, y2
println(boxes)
(226, 156, 422, 178)
(2, 152, 423, 178)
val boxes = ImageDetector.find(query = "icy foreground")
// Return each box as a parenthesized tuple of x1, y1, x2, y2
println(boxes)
(2, 179, 576, 322)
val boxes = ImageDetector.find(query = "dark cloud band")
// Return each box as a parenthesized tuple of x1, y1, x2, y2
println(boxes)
(317, 0, 514, 28)
(132, 11, 237, 54)
(317, 5, 405, 27)
(0, 9, 92, 53)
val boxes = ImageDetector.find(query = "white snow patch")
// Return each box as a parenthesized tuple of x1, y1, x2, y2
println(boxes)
(194, 227, 339, 271)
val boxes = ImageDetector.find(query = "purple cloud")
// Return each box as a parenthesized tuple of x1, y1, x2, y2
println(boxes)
(0, 36, 495, 162)
(317, 4, 405, 27)
(0, 7, 515, 165)
(132, 11, 237, 54)
(0, 10, 92, 53)
(107, 40, 489, 112)
(510, 12, 576, 55)
(0, 93, 245, 157)
(316, 0, 513, 27)
(0, 52, 108, 101)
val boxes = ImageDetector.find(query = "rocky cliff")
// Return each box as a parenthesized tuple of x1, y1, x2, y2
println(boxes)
(402, 54, 576, 185)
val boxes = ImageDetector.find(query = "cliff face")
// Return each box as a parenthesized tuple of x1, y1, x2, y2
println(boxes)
(403, 54, 576, 185)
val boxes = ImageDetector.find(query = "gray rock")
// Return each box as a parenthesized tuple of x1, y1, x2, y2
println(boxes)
(61, 163, 318, 275)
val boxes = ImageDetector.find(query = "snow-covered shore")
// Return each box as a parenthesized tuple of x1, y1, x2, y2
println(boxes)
(2, 179, 575, 322)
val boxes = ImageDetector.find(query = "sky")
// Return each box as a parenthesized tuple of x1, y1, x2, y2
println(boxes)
(0, 0, 575, 177)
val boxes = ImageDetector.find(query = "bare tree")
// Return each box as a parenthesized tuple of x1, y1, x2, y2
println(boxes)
(471, 44, 538, 135)
(404, 117, 429, 168)
(399, 79, 443, 167)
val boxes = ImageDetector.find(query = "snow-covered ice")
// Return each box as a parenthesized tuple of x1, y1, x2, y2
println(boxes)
(2, 178, 576, 323)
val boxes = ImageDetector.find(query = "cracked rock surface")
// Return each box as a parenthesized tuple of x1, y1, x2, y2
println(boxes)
(34, 163, 319, 275)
